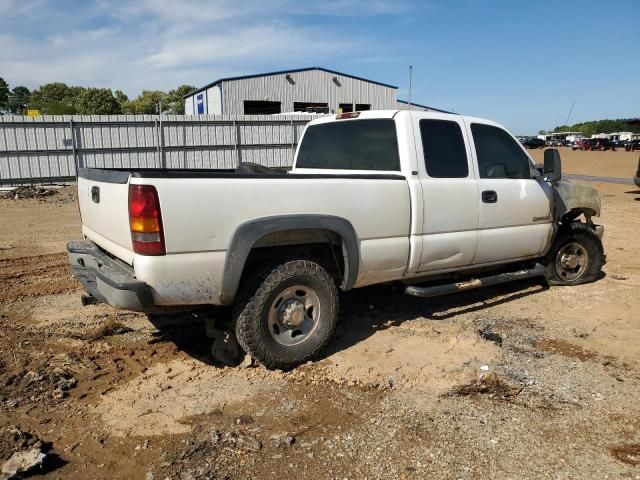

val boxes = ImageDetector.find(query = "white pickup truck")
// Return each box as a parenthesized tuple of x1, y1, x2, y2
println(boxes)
(68, 110, 605, 369)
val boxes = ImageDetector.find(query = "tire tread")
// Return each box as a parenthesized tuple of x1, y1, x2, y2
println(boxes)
(544, 222, 605, 285)
(234, 260, 338, 370)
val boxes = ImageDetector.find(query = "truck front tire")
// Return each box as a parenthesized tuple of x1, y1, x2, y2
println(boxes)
(233, 260, 339, 370)
(544, 222, 605, 286)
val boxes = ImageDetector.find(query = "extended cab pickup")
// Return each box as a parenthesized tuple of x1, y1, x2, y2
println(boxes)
(68, 110, 605, 369)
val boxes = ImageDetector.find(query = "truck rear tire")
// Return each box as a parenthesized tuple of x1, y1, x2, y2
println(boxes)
(233, 260, 339, 370)
(544, 222, 604, 286)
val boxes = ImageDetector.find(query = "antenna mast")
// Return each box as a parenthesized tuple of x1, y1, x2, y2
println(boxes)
(564, 99, 576, 127)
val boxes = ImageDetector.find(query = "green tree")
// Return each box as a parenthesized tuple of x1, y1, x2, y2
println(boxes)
(114, 90, 129, 111)
(30, 82, 83, 114)
(7, 86, 31, 114)
(166, 85, 195, 114)
(0, 77, 9, 112)
(544, 118, 640, 137)
(75, 88, 121, 114)
(122, 90, 168, 114)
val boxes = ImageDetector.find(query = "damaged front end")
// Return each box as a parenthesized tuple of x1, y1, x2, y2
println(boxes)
(552, 180, 604, 240)
(552, 179, 601, 224)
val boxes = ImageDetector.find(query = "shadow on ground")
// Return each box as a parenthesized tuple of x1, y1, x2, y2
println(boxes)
(624, 189, 640, 201)
(144, 278, 550, 368)
(325, 278, 549, 357)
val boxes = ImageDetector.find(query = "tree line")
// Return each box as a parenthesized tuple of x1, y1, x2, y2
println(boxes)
(543, 118, 640, 137)
(0, 77, 195, 115)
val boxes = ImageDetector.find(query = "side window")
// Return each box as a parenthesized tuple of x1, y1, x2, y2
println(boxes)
(296, 119, 400, 171)
(471, 124, 532, 179)
(420, 119, 468, 178)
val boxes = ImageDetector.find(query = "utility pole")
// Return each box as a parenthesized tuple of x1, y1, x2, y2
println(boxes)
(408, 65, 413, 111)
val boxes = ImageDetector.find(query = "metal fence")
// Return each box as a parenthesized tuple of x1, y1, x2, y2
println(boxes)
(0, 114, 313, 185)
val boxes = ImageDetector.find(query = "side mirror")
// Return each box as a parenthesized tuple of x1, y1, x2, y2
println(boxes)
(544, 148, 562, 182)
(533, 162, 544, 177)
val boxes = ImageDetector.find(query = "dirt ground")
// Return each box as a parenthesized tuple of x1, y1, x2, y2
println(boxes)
(1, 153, 639, 479)
(528, 146, 638, 179)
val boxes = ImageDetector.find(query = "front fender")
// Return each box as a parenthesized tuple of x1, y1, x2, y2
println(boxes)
(552, 180, 601, 222)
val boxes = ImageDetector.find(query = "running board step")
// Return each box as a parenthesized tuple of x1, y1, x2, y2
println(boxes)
(405, 263, 546, 298)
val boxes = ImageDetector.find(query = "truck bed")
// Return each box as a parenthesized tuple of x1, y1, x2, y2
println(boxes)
(77, 167, 412, 306)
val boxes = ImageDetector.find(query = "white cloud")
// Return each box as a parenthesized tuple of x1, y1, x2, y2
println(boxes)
(0, 0, 404, 94)
(143, 24, 355, 69)
(0, 0, 46, 17)
(101, 0, 410, 23)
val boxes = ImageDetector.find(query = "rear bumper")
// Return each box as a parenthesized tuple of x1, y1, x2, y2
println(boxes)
(67, 240, 154, 311)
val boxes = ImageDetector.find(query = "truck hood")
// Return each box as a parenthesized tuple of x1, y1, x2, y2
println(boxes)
(552, 179, 601, 221)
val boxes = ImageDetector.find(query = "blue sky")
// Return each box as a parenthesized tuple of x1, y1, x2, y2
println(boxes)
(1, 0, 638, 133)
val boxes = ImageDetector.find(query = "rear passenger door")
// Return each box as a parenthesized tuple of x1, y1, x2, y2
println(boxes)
(413, 114, 479, 272)
(466, 121, 553, 264)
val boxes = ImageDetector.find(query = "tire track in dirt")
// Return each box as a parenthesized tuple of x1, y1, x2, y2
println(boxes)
(0, 252, 80, 303)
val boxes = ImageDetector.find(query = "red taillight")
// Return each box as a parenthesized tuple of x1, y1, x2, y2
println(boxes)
(128, 184, 165, 256)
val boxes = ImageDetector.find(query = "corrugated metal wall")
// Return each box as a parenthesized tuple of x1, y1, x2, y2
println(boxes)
(0, 114, 312, 185)
(222, 69, 397, 115)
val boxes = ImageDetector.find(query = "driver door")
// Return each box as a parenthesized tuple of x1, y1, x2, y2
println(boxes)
(465, 121, 554, 265)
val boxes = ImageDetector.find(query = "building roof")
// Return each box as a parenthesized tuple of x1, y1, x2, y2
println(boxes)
(545, 131, 583, 135)
(185, 66, 399, 98)
(396, 99, 454, 114)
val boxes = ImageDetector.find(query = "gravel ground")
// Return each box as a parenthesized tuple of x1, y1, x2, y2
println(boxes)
(0, 173, 639, 479)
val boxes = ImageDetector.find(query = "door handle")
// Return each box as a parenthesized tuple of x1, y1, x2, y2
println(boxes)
(91, 186, 100, 203)
(482, 190, 497, 203)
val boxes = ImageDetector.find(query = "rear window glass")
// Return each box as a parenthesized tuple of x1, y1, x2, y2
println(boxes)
(420, 119, 468, 178)
(296, 119, 400, 171)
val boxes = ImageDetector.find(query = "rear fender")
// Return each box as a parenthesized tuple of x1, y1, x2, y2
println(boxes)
(219, 215, 359, 305)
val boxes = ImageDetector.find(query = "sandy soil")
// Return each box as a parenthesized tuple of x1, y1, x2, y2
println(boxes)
(0, 179, 639, 479)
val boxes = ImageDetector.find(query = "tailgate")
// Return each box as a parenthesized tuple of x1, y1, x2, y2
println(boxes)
(78, 169, 134, 264)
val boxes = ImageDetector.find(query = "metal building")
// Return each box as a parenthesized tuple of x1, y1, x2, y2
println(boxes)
(184, 66, 438, 116)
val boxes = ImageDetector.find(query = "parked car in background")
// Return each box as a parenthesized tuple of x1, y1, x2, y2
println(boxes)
(576, 138, 615, 151)
(572, 140, 590, 150)
(612, 140, 629, 149)
(522, 138, 546, 149)
(590, 138, 616, 151)
(625, 140, 640, 152)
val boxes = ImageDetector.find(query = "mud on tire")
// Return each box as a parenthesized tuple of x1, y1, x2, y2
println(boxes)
(544, 222, 605, 286)
(233, 260, 339, 370)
